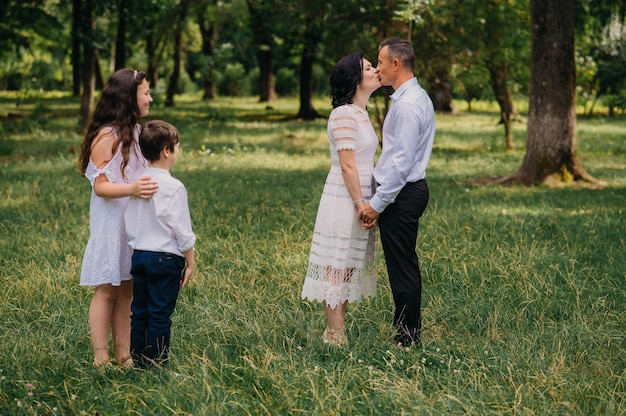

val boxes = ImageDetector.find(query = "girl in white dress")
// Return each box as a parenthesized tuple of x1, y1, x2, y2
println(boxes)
(302, 54, 381, 346)
(78, 69, 157, 367)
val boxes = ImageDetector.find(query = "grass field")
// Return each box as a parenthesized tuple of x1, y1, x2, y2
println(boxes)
(0, 92, 624, 415)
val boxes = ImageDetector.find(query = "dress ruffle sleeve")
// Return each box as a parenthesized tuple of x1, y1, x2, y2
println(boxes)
(85, 151, 125, 186)
(331, 106, 358, 152)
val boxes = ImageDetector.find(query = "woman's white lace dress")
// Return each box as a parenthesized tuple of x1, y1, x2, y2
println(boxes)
(301, 104, 379, 308)
(80, 126, 147, 287)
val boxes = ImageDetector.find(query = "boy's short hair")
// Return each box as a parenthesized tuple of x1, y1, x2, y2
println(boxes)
(139, 120, 180, 161)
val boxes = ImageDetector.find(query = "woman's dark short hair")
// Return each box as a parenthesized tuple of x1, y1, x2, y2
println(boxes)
(139, 120, 180, 162)
(330, 53, 364, 108)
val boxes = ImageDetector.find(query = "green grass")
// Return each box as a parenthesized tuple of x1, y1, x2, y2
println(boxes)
(0, 93, 624, 415)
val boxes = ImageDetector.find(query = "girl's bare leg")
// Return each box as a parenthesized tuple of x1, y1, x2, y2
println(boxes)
(112, 279, 133, 366)
(89, 284, 117, 366)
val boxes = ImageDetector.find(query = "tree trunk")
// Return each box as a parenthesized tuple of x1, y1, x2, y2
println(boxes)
(296, 16, 321, 120)
(146, 34, 159, 90)
(504, 0, 596, 186)
(427, 69, 456, 113)
(198, 15, 216, 100)
(0, 2, 7, 20)
(114, 0, 128, 70)
(257, 46, 277, 102)
(166, 0, 189, 107)
(245, 0, 277, 103)
(486, 60, 517, 150)
(94, 48, 104, 90)
(78, 0, 95, 133)
(165, 28, 182, 107)
(71, 0, 81, 96)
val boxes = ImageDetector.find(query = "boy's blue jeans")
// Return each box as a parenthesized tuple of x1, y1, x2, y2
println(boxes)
(130, 250, 185, 368)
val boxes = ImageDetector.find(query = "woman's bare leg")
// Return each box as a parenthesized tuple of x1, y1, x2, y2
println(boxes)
(323, 301, 348, 344)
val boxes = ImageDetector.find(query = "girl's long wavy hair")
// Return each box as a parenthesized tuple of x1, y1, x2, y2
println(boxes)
(78, 69, 147, 179)
(330, 53, 364, 108)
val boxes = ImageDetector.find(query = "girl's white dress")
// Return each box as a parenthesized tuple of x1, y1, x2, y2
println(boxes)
(302, 104, 379, 308)
(80, 126, 147, 286)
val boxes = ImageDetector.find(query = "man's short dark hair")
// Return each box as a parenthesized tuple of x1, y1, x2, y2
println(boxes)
(379, 38, 415, 71)
(139, 120, 180, 162)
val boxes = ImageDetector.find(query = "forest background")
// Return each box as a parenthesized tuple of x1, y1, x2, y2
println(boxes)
(2, 0, 626, 119)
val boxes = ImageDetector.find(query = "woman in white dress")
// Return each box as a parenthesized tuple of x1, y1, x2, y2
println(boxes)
(78, 69, 158, 367)
(302, 53, 381, 346)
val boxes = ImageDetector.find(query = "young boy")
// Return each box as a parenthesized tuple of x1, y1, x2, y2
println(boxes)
(124, 120, 196, 368)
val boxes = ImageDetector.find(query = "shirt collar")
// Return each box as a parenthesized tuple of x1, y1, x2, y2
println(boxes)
(390, 77, 418, 101)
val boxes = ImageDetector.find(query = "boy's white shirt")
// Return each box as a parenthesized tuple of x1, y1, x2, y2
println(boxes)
(124, 166, 196, 256)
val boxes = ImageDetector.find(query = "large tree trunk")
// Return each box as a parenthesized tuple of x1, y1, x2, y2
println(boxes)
(502, 0, 596, 186)
(257, 46, 277, 102)
(114, 0, 128, 70)
(296, 16, 321, 120)
(146, 35, 159, 90)
(198, 14, 216, 100)
(71, 0, 81, 96)
(165, 28, 182, 107)
(245, 0, 277, 103)
(486, 59, 517, 150)
(166, 0, 190, 107)
(94, 48, 104, 90)
(78, 0, 95, 133)
(427, 68, 456, 113)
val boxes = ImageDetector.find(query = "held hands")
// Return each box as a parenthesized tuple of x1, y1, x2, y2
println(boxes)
(358, 202, 379, 230)
(134, 176, 158, 199)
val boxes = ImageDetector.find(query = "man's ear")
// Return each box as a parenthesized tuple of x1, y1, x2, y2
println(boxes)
(161, 146, 170, 159)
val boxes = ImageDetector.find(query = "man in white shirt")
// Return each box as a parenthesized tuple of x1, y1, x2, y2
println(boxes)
(359, 38, 435, 347)
(124, 120, 196, 367)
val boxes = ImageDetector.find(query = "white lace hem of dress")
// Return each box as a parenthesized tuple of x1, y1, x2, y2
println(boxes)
(301, 262, 377, 309)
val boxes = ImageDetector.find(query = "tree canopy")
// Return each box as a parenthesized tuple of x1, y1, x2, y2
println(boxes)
(1, 0, 624, 114)
(1, 0, 624, 185)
